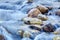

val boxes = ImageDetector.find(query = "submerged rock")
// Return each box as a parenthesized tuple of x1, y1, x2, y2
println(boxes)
(42, 23, 55, 32)
(28, 8, 41, 17)
(37, 14, 48, 21)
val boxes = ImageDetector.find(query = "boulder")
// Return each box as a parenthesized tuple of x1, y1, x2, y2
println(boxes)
(28, 8, 41, 17)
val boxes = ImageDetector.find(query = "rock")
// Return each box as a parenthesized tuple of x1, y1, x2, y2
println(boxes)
(23, 31, 31, 38)
(28, 8, 41, 17)
(53, 36, 60, 40)
(0, 35, 5, 40)
(18, 30, 24, 38)
(37, 5, 48, 14)
(42, 23, 55, 32)
(22, 17, 43, 25)
(37, 14, 48, 21)
(55, 10, 60, 16)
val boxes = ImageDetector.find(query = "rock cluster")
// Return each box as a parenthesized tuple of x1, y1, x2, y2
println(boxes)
(18, 4, 60, 40)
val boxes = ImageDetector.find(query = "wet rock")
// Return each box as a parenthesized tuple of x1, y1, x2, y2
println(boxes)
(18, 30, 31, 38)
(37, 5, 48, 14)
(22, 17, 43, 25)
(55, 10, 60, 16)
(42, 23, 55, 32)
(28, 8, 41, 17)
(37, 14, 48, 21)
(0, 35, 5, 40)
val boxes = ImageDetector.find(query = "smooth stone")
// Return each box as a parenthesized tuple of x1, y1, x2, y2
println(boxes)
(28, 8, 41, 17)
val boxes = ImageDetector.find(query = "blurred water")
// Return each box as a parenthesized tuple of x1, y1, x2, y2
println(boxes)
(0, 0, 60, 40)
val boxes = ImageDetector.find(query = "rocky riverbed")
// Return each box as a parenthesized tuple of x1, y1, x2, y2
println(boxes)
(0, 0, 60, 40)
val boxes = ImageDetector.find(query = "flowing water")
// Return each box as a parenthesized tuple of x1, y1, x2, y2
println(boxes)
(0, 0, 60, 40)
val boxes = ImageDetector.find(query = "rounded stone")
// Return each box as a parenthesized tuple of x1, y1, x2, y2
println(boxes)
(28, 8, 41, 17)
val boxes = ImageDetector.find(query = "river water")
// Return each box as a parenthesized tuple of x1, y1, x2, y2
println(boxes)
(0, 0, 60, 40)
